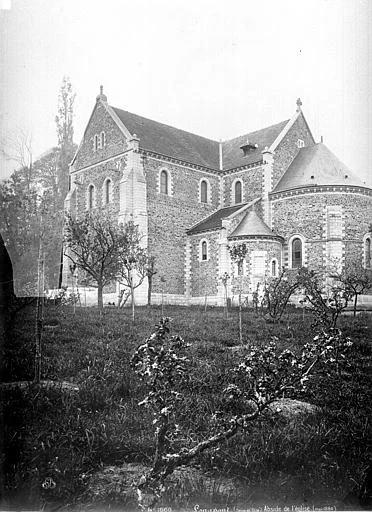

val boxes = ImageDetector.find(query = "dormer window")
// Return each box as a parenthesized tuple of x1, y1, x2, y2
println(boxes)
(240, 139, 258, 157)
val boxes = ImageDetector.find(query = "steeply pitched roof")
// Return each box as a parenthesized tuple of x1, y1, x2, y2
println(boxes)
(273, 143, 364, 193)
(228, 210, 276, 238)
(221, 120, 289, 170)
(112, 106, 289, 172)
(187, 204, 247, 235)
(112, 107, 220, 170)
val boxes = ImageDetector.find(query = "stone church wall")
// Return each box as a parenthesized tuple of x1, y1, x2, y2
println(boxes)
(222, 165, 263, 207)
(145, 157, 221, 296)
(271, 114, 315, 189)
(73, 102, 129, 170)
(73, 158, 125, 217)
(189, 232, 220, 297)
(271, 190, 372, 270)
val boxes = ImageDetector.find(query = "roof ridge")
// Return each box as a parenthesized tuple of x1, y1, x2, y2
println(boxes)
(225, 119, 290, 144)
(111, 106, 219, 144)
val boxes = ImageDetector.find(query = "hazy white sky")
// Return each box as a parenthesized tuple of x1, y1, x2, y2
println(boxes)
(0, 0, 371, 183)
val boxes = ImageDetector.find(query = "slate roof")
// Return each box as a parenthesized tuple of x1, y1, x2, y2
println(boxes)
(112, 107, 220, 170)
(187, 204, 247, 235)
(221, 120, 289, 170)
(273, 143, 365, 193)
(228, 210, 277, 238)
(112, 106, 289, 172)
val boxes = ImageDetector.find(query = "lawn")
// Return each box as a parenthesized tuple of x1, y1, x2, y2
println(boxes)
(1, 303, 371, 510)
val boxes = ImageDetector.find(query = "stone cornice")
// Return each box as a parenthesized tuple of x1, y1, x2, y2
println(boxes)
(228, 234, 284, 242)
(269, 184, 372, 200)
(140, 149, 264, 176)
(140, 149, 221, 175)
(221, 160, 263, 175)
(186, 227, 221, 237)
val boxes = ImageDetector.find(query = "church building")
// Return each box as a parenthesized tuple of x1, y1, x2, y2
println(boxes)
(64, 88, 372, 305)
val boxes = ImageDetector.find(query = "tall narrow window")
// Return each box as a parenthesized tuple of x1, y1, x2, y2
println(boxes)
(201, 241, 208, 261)
(160, 170, 168, 195)
(101, 131, 105, 148)
(271, 259, 277, 276)
(94, 134, 99, 151)
(327, 207, 342, 238)
(292, 238, 302, 268)
(365, 237, 371, 269)
(200, 180, 208, 203)
(88, 184, 95, 210)
(237, 260, 244, 276)
(234, 181, 242, 204)
(105, 179, 112, 204)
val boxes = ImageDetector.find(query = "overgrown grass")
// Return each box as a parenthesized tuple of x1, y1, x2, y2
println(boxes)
(2, 304, 371, 509)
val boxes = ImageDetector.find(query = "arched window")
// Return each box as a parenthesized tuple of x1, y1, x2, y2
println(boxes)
(101, 131, 105, 148)
(94, 134, 99, 151)
(271, 259, 277, 277)
(105, 179, 112, 204)
(201, 240, 208, 261)
(292, 238, 302, 268)
(234, 180, 242, 204)
(200, 180, 208, 203)
(160, 170, 168, 195)
(365, 237, 371, 269)
(88, 184, 95, 210)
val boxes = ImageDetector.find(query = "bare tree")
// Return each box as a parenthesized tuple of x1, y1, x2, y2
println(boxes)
(229, 243, 248, 343)
(331, 263, 372, 317)
(146, 256, 157, 306)
(117, 221, 148, 321)
(64, 212, 126, 309)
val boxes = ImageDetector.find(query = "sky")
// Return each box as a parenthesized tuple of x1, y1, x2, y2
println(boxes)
(0, 0, 371, 184)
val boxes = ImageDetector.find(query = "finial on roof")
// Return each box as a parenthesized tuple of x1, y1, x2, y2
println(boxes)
(320, 135, 323, 143)
(96, 85, 107, 102)
(296, 97, 302, 112)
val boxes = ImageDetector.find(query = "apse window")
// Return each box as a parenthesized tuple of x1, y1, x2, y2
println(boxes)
(271, 259, 277, 276)
(365, 236, 371, 269)
(291, 238, 302, 268)
(327, 206, 342, 239)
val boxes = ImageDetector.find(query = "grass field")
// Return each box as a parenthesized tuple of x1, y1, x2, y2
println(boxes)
(2, 304, 371, 510)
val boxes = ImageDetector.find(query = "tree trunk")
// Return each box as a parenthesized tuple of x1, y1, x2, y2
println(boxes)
(239, 290, 243, 344)
(97, 282, 103, 310)
(224, 285, 229, 319)
(131, 284, 135, 322)
(34, 252, 44, 383)
(147, 274, 152, 306)
(353, 293, 358, 317)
